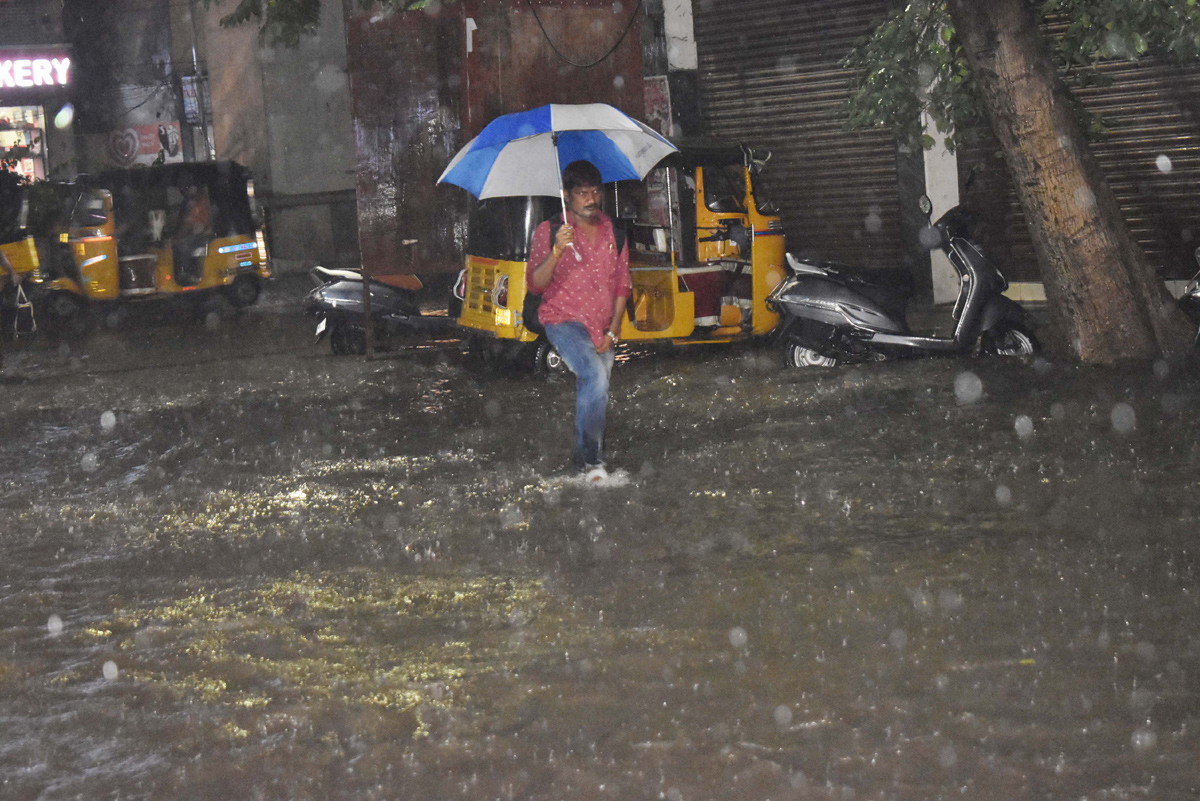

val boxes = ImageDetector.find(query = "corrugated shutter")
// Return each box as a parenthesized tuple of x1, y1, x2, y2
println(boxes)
(956, 45, 1200, 282)
(693, 0, 902, 267)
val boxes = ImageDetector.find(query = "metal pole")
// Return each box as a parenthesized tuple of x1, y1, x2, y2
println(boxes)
(362, 264, 374, 359)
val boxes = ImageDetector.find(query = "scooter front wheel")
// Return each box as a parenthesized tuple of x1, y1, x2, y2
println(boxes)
(982, 323, 1038, 357)
(329, 321, 367, 356)
(783, 342, 838, 368)
(532, 339, 568, 376)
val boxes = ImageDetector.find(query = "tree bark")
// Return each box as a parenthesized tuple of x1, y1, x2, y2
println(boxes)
(946, 0, 1194, 363)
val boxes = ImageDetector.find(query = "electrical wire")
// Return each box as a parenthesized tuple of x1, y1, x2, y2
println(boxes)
(525, 0, 643, 69)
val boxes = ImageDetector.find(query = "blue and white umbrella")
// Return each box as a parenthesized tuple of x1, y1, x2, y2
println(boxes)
(437, 103, 677, 200)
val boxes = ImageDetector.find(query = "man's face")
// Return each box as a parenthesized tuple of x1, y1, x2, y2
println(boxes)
(565, 184, 602, 222)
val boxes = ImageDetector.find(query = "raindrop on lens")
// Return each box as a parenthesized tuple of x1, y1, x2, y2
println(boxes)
(47, 614, 64, 636)
(954, 371, 983, 404)
(938, 588, 963, 611)
(205, 311, 221, 331)
(1014, 415, 1034, 439)
(773, 704, 793, 728)
(728, 626, 748, 649)
(1131, 727, 1157, 752)
(888, 628, 907, 649)
(612, 75, 625, 90)
(102, 661, 119, 681)
(54, 103, 75, 129)
(100, 411, 117, 432)
(938, 745, 957, 768)
(995, 484, 1012, 505)
(81, 452, 99, 472)
(1111, 402, 1136, 434)
(1155, 154, 1173, 174)
(1153, 359, 1169, 380)
(485, 399, 501, 419)
(862, 205, 883, 234)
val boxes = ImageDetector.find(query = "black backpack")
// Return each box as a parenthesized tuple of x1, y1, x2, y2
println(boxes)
(523, 220, 628, 335)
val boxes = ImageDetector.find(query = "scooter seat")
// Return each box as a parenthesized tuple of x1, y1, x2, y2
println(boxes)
(312, 265, 362, 283)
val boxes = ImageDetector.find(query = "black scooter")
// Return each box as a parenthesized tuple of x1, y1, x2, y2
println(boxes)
(767, 196, 1038, 367)
(305, 266, 454, 355)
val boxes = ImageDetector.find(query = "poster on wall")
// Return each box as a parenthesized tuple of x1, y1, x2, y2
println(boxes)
(642, 76, 673, 229)
(106, 122, 182, 167)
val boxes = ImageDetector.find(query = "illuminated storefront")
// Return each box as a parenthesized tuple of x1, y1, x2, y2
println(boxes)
(0, 45, 73, 180)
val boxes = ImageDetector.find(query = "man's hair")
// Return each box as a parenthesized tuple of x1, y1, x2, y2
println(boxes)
(562, 160, 602, 193)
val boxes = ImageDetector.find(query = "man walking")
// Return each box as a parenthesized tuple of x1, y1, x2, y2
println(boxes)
(526, 160, 631, 478)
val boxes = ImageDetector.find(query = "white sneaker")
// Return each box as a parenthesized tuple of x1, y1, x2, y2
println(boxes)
(584, 465, 609, 483)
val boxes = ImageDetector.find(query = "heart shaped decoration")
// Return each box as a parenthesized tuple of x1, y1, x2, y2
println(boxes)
(109, 128, 140, 166)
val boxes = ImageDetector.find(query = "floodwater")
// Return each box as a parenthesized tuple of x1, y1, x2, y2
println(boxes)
(2, 279, 1199, 800)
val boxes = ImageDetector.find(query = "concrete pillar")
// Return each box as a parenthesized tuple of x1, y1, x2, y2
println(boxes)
(921, 111, 960, 305)
(660, 0, 702, 137)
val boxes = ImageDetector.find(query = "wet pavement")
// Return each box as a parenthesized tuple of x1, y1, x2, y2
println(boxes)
(2, 275, 1199, 800)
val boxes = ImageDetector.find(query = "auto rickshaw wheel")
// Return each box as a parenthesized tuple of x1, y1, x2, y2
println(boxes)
(463, 334, 495, 372)
(532, 339, 568, 376)
(329, 320, 366, 356)
(226, 275, 261, 308)
(45, 292, 93, 338)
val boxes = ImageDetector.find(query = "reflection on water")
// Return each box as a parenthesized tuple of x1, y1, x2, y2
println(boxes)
(2, 308, 1200, 799)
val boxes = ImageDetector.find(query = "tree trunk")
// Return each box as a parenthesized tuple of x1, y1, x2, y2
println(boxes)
(946, 0, 1194, 363)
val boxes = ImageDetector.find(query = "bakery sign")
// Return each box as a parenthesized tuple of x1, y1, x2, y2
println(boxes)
(0, 48, 71, 93)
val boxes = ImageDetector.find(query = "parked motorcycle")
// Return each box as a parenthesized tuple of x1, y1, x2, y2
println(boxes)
(305, 266, 453, 355)
(767, 196, 1038, 367)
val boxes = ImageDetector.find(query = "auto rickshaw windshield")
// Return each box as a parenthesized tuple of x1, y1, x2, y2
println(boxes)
(467, 196, 559, 262)
(69, 189, 109, 229)
(749, 171, 777, 215)
(703, 165, 748, 214)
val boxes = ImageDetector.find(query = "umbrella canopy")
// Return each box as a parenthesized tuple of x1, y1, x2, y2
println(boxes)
(437, 103, 677, 199)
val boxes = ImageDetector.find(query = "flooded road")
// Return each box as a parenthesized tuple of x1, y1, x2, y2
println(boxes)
(2, 279, 1199, 800)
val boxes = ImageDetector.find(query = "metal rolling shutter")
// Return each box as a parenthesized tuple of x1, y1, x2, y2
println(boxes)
(956, 48, 1200, 283)
(693, 0, 902, 268)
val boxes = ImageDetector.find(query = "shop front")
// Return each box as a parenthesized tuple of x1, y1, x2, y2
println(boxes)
(0, 45, 73, 180)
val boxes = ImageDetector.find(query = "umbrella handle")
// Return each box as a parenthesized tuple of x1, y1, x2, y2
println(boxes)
(554, 134, 583, 262)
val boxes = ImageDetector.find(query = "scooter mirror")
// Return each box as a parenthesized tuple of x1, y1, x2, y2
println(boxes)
(918, 195, 933, 217)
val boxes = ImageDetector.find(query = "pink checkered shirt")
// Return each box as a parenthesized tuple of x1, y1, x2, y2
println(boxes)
(526, 211, 631, 350)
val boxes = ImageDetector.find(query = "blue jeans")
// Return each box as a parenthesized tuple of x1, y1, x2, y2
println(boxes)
(544, 322, 615, 470)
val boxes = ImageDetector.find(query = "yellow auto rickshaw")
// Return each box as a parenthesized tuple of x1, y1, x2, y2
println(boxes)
(454, 142, 786, 371)
(42, 161, 271, 331)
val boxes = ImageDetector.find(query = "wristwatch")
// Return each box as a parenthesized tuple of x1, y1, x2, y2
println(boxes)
(604, 328, 619, 344)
